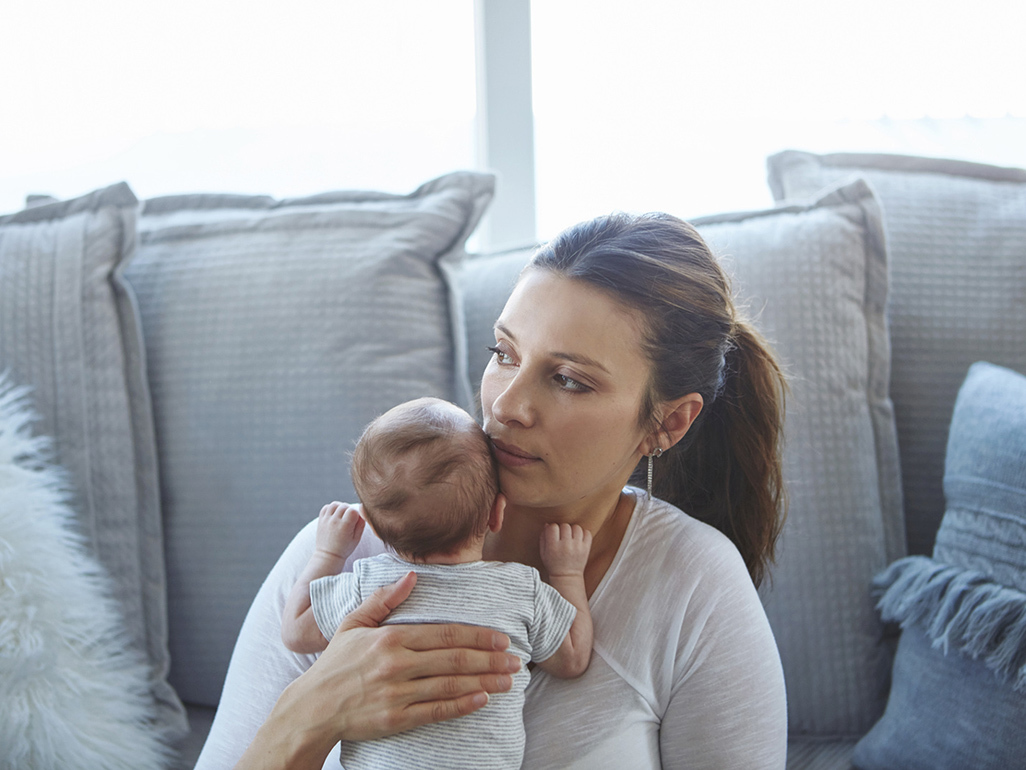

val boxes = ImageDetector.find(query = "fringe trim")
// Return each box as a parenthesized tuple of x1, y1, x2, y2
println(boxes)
(873, 556, 1026, 691)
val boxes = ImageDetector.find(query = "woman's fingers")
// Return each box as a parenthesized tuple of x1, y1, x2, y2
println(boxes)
(400, 691, 494, 732)
(398, 671, 514, 705)
(398, 645, 521, 680)
(399, 622, 511, 654)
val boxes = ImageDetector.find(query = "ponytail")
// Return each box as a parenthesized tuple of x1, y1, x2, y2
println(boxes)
(641, 320, 786, 587)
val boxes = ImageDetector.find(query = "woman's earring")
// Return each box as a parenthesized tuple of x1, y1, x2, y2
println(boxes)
(647, 447, 663, 497)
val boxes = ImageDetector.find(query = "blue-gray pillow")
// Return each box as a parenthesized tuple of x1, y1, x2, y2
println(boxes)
(854, 361, 1026, 769)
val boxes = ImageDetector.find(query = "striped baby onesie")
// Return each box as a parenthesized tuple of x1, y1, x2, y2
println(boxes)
(310, 553, 577, 770)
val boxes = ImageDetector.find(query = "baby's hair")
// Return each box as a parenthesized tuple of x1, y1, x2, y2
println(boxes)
(351, 398, 498, 560)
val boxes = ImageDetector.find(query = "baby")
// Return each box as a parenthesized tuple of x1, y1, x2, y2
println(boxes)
(281, 396, 593, 770)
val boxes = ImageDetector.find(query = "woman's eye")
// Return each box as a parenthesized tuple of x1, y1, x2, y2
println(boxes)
(555, 373, 589, 392)
(487, 346, 514, 365)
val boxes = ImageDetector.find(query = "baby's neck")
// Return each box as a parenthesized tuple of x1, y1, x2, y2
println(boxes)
(397, 539, 485, 565)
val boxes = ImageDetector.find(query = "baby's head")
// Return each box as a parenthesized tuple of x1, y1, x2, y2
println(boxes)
(351, 397, 499, 561)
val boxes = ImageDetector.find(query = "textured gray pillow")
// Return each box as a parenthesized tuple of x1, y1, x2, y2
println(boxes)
(443, 180, 903, 739)
(767, 150, 1026, 557)
(124, 171, 494, 706)
(0, 185, 185, 740)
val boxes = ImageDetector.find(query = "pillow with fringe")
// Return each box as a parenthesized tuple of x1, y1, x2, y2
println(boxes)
(0, 376, 173, 770)
(854, 362, 1026, 769)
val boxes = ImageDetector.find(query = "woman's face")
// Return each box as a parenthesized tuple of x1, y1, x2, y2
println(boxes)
(480, 269, 655, 513)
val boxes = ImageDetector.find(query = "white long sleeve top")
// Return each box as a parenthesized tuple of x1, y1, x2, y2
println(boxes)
(195, 489, 787, 769)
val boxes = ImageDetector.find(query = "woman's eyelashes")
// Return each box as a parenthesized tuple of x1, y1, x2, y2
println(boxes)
(486, 345, 515, 365)
(488, 345, 592, 394)
(554, 373, 590, 393)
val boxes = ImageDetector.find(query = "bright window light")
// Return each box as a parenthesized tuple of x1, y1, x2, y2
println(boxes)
(531, 0, 1026, 236)
(0, 1, 476, 213)
(3, 0, 1024, 240)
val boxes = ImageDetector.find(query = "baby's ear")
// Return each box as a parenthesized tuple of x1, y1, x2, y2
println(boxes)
(488, 493, 506, 533)
(354, 503, 377, 537)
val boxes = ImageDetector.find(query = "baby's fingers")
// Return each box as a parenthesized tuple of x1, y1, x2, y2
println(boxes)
(320, 501, 349, 519)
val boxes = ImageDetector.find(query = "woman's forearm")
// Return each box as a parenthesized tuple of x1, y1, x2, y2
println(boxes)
(234, 677, 338, 770)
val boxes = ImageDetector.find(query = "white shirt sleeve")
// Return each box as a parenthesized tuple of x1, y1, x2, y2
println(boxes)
(658, 532, 787, 769)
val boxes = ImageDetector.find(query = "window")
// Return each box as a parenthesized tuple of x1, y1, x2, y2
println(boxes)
(0, 1, 476, 213)
(4, 0, 1024, 247)
(530, 0, 1026, 238)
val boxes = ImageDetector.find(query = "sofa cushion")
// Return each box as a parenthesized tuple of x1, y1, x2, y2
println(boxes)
(124, 171, 494, 706)
(854, 361, 1026, 769)
(0, 185, 185, 740)
(443, 179, 904, 739)
(766, 150, 1026, 556)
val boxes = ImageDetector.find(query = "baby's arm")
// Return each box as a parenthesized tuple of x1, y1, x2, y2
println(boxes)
(281, 502, 365, 654)
(536, 523, 593, 678)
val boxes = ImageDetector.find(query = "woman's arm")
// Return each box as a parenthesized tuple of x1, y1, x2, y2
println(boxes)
(196, 519, 520, 770)
(658, 547, 787, 770)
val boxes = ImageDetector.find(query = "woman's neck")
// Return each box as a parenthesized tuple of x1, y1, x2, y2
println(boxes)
(485, 489, 637, 597)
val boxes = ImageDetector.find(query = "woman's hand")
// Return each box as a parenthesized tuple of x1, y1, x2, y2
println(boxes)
(236, 571, 521, 769)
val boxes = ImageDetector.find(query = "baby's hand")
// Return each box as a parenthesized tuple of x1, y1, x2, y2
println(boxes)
(314, 501, 365, 563)
(539, 523, 592, 578)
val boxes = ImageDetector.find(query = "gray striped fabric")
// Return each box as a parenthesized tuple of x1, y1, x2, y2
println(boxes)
(0, 184, 185, 741)
(311, 553, 576, 770)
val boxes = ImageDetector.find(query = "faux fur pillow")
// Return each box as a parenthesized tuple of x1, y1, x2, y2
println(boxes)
(0, 376, 171, 770)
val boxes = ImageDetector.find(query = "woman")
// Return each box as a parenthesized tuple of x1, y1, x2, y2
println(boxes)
(201, 212, 788, 769)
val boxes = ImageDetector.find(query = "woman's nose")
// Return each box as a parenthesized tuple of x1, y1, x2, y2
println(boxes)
(487, 369, 536, 429)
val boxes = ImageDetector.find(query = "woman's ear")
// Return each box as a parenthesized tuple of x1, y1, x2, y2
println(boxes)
(645, 393, 704, 453)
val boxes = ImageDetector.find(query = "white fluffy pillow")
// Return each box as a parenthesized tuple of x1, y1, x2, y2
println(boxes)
(0, 376, 171, 770)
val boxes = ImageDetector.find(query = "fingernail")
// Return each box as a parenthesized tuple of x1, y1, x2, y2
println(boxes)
(508, 656, 522, 672)
(472, 692, 489, 707)
(492, 632, 509, 650)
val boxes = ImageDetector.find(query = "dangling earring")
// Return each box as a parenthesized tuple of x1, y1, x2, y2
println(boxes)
(647, 447, 663, 497)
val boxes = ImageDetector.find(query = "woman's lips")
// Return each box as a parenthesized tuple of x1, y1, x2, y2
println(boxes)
(490, 438, 540, 468)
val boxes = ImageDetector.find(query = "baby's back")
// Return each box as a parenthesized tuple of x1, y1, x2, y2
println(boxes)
(311, 553, 575, 770)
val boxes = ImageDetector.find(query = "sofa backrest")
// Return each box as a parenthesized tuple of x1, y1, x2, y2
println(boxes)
(767, 151, 1026, 557)
(123, 172, 494, 706)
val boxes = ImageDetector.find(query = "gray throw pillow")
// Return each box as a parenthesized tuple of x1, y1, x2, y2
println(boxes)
(0, 185, 185, 741)
(124, 171, 494, 706)
(766, 150, 1026, 557)
(443, 179, 904, 739)
(854, 361, 1026, 769)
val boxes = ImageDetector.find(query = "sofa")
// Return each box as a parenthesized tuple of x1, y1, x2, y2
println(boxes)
(1, 151, 1024, 770)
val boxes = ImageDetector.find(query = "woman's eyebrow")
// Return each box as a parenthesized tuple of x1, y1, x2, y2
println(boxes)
(494, 322, 610, 375)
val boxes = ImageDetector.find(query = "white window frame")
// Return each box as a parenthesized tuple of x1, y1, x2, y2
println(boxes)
(474, 0, 537, 251)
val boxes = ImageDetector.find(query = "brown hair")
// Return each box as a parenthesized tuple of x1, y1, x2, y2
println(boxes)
(530, 213, 787, 587)
(351, 398, 498, 560)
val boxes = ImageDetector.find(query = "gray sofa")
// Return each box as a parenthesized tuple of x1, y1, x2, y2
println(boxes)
(1, 152, 1023, 770)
